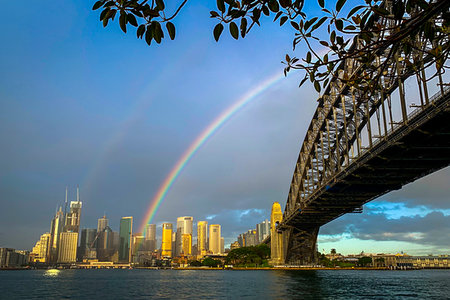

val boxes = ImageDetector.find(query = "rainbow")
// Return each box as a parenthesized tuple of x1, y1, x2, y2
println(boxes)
(139, 71, 285, 234)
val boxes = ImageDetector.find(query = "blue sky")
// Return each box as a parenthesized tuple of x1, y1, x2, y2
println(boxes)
(0, 0, 448, 255)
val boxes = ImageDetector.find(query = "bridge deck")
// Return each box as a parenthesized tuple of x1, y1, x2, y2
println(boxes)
(282, 89, 450, 228)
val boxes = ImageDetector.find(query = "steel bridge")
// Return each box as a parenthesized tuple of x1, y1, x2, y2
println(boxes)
(269, 6, 450, 265)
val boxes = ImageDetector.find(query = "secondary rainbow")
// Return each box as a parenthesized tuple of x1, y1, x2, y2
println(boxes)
(139, 71, 285, 233)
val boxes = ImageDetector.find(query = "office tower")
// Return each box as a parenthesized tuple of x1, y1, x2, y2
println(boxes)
(132, 234, 145, 261)
(145, 224, 157, 252)
(181, 234, 192, 256)
(65, 185, 82, 233)
(161, 223, 173, 258)
(119, 217, 133, 263)
(238, 233, 245, 247)
(79, 228, 97, 260)
(220, 237, 224, 254)
(97, 226, 113, 261)
(197, 221, 208, 256)
(209, 224, 221, 254)
(256, 219, 270, 244)
(31, 233, 51, 263)
(49, 207, 64, 262)
(244, 229, 257, 246)
(58, 232, 78, 263)
(97, 215, 108, 233)
(175, 216, 193, 257)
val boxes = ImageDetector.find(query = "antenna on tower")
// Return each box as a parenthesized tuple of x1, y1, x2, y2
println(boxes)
(64, 186, 68, 219)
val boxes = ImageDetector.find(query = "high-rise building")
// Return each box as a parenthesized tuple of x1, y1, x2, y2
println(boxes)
(97, 226, 114, 261)
(161, 223, 173, 258)
(79, 228, 97, 260)
(119, 217, 133, 263)
(209, 224, 221, 254)
(197, 221, 208, 256)
(175, 216, 193, 257)
(144, 224, 157, 252)
(181, 234, 192, 256)
(256, 219, 270, 244)
(49, 207, 64, 262)
(64, 186, 82, 233)
(58, 232, 78, 263)
(220, 237, 224, 254)
(30, 233, 51, 263)
(97, 215, 108, 233)
(244, 229, 257, 246)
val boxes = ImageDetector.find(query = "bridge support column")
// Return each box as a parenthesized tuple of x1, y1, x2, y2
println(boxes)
(269, 202, 284, 265)
(283, 226, 319, 266)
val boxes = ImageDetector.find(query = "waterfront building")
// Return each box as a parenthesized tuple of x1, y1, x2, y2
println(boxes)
(64, 186, 82, 233)
(230, 241, 240, 250)
(237, 233, 244, 247)
(49, 207, 64, 262)
(97, 226, 114, 261)
(175, 216, 193, 257)
(58, 232, 78, 263)
(197, 221, 208, 256)
(119, 217, 133, 263)
(220, 237, 224, 254)
(256, 219, 270, 244)
(30, 233, 51, 263)
(97, 215, 108, 233)
(79, 228, 97, 260)
(0, 248, 29, 268)
(144, 224, 157, 252)
(161, 223, 173, 258)
(181, 234, 192, 256)
(209, 224, 221, 254)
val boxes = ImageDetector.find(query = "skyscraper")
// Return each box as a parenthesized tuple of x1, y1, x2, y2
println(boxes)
(31, 233, 51, 263)
(175, 216, 193, 257)
(181, 234, 192, 256)
(197, 221, 208, 256)
(97, 215, 108, 233)
(119, 217, 133, 263)
(79, 228, 97, 260)
(64, 185, 82, 233)
(220, 237, 225, 254)
(49, 206, 64, 262)
(161, 223, 172, 258)
(144, 224, 157, 252)
(256, 219, 270, 244)
(58, 232, 78, 263)
(209, 224, 221, 254)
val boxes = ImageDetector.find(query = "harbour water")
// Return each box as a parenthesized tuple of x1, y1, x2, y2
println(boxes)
(1, 269, 449, 299)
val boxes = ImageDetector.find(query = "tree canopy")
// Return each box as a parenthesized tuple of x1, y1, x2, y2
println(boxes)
(92, 0, 449, 94)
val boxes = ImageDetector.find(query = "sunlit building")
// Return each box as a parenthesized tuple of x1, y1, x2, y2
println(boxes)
(209, 224, 221, 254)
(220, 237, 224, 254)
(49, 207, 64, 262)
(97, 215, 108, 233)
(161, 223, 173, 258)
(256, 219, 270, 244)
(175, 216, 193, 257)
(197, 221, 208, 256)
(144, 224, 157, 252)
(64, 185, 82, 233)
(31, 233, 51, 263)
(119, 217, 133, 263)
(181, 234, 192, 256)
(58, 232, 78, 263)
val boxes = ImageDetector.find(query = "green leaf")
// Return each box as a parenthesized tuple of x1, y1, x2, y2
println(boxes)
(318, 0, 325, 8)
(347, 5, 365, 18)
(240, 18, 248, 38)
(335, 19, 343, 31)
(280, 16, 288, 26)
(128, 14, 138, 27)
(145, 25, 153, 45)
(306, 51, 311, 63)
(335, 0, 346, 13)
(155, 0, 165, 11)
(230, 22, 239, 39)
(217, 0, 225, 13)
(166, 22, 175, 40)
(290, 21, 299, 30)
(119, 12, 127, 33)
(314, 81, 321, 93)
(137, 24, 145, 39)
(304, 17, 318, 31)
(152, 21, 163, 44)
(210, 11, 220, 18)
(311, 16, 327, 31)
(213, 23, 224, 42)
(92, 1, 104, 10)
(268, 0, 279, 13)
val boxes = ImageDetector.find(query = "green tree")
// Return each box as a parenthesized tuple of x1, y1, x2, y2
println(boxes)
(92, 0, 449, 94)
(357, 256, 372, 267)
(188, 260, 202, 267)
(202, 257, 221, 267)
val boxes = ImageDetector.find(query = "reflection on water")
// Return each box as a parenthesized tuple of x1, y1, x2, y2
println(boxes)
(43, 269, 60, 277)
(0, 269, 449, 299)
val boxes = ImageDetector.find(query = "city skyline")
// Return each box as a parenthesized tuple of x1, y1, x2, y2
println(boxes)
(0, 1, 449, 256)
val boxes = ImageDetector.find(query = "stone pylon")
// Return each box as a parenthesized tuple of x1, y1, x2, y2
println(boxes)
(269, 202, 284, 265)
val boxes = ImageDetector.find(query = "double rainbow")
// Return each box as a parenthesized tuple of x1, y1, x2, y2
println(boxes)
(139, 71, 284, 233)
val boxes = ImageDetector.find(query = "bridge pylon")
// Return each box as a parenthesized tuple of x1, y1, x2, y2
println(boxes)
(269, 202, 284, 265)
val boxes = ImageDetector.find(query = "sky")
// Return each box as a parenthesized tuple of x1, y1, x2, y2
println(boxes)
(0, 0, 448, 255)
